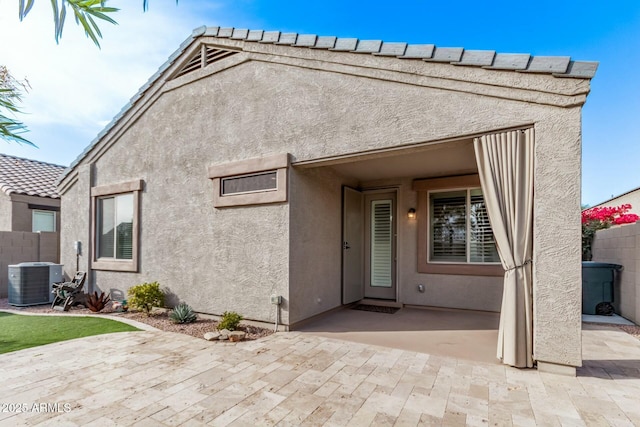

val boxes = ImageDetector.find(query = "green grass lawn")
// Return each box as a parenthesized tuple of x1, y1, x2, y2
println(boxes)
(0, 312, 139, 354)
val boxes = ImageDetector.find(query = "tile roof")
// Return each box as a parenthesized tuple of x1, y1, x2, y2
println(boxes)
(204, 26, 598, 78)
(0, 153, 66, 199)
(60, 26, 598, 182)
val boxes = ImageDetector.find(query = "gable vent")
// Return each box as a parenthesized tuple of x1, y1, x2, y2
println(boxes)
(173, 45, 239, 79)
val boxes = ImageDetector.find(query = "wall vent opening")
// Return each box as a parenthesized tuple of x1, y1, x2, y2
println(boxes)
(172, 45, 239, 79)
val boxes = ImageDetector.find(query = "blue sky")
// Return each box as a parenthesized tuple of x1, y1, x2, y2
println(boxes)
(1, 0, 638, 206)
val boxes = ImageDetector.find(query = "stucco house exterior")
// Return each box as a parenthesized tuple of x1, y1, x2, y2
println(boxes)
(591, 186, 640, 216)
(58, 27, 597, 374)
(0, 153, 65, 297)
(0, 153, 64, 233)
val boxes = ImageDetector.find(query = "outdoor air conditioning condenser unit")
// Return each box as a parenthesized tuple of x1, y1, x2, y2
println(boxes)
(8, 262, 63, 306)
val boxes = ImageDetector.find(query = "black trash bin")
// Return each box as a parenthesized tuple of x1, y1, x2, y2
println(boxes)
(582, 262, 623, 315)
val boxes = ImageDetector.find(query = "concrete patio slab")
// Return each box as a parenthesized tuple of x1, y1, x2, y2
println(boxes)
(296, 306, 500, 365)
(0, 320, 639, 426)
(582, 313, 636, 326)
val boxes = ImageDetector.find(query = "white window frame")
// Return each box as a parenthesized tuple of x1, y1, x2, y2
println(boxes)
(32, 209, 56, 232)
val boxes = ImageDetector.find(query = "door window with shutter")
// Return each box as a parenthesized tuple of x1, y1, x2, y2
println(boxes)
(370, 200, 393, 288)
(429, 188, 499, 264)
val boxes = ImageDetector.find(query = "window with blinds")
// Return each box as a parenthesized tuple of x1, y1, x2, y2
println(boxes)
(97, 193, 134, 260)
(429, 188, 499, 263)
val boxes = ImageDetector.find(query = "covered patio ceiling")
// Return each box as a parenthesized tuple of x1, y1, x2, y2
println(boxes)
(295, 138, 478, 183)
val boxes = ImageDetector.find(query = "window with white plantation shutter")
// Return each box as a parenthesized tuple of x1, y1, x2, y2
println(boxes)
(429, 188, 499, 264)
(371, 200, 393, 288)
(430, 191, 467, 262)
(469, 189, 500, 263)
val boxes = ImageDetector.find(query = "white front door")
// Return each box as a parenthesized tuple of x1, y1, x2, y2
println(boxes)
(342, 187, 364, 304)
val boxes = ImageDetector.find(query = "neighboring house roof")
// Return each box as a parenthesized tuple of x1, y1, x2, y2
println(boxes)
(60, 26, 599, 184)
(588, 186, 640, 216)
(0, 153, 66, 199)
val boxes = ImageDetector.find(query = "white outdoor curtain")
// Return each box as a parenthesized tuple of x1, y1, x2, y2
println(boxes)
(474, 128, 534, 368)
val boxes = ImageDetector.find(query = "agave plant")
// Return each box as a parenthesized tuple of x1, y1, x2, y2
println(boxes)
(169, 303, 197, 324)
(85, 291, 111, 312)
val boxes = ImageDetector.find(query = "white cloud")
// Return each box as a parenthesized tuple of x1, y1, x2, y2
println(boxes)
(0, 0, 216, 136)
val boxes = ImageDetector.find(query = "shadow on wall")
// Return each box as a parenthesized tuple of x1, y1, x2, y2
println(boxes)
(163, 287, 180, 308)
(106, 286, 179, 308)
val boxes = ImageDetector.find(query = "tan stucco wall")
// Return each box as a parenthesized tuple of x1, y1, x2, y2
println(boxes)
(592, 222, 640, 324)
(0, 194, 12, 231)
(393, 179, 504, 312)
(288, 167, 347, 324)
(0, 231, 58, 298)
(288, 171, 504, 326)
(79, 131, 291, 323)
(593, 189, 640, 216)
(531, 109, 583, 368)
(9, 194, 61, 233)
(0, 192, 61, 233)
(60, 164, 91, 283)
(60, 39, 587, 366)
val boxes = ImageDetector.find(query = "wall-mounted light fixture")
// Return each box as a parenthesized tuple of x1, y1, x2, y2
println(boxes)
(407, 208, 416, 219)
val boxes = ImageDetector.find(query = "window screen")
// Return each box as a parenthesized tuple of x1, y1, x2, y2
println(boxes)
(32, 211, 55, 232)
(221, 171, 277, 195)
(97, 193, 133, 260)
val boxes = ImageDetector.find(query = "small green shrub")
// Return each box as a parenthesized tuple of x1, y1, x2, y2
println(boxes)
(217, 311, 243, 331)
(127, 282, 164, 316)
(169, 303, 197, 324)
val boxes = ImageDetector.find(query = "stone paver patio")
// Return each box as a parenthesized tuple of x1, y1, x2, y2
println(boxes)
(0, 322, 639, 426)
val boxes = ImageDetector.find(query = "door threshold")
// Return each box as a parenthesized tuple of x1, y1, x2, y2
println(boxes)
(359, 298, 403, 308)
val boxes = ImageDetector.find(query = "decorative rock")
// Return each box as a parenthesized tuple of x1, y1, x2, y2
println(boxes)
(229, 331, 246, 342)
(204, 332, 220, 341)
(218, 329, 230, 340)
(151, 307, 170, 315)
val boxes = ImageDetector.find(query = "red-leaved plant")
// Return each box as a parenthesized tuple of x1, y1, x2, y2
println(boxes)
(582, 204, 639, 260)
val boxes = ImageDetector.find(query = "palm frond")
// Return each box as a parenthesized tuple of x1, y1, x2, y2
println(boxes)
(0, 67, 35, 146)
(65, 0, 119, 47)
(0, 116, 36, 146)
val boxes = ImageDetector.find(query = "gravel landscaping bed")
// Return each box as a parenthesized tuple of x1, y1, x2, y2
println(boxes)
(0, 299, 273, 341)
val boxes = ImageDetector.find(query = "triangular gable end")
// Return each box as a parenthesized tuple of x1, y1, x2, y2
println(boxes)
(58, 25, 599, 192)
(171, 44, 240, 80)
